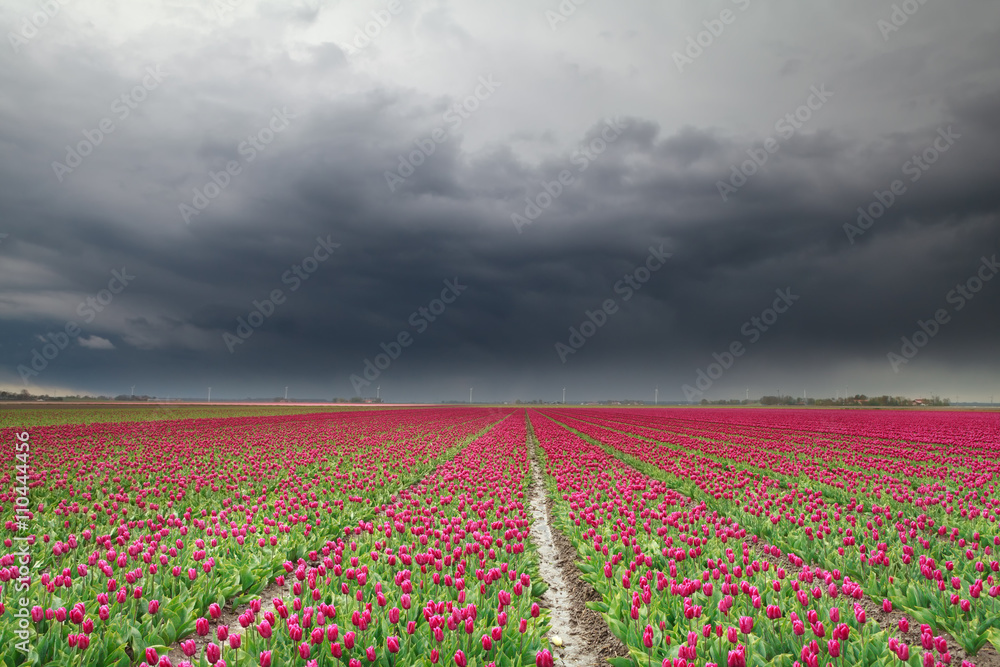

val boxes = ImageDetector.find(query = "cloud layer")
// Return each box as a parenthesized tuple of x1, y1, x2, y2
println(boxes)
(2, 0, 999, 402)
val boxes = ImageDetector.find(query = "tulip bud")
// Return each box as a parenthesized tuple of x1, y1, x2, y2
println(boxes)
(535, 649, 554, 667)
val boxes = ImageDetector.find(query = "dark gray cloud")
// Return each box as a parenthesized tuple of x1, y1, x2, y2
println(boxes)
(1, 0, 999, 402)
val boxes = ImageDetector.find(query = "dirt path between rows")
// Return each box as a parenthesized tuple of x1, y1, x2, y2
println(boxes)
(528, 460, 629, 667)
(162, 578, 288, 665)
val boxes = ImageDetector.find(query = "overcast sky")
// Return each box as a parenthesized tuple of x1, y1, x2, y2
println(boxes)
(1, 0, 999, 402)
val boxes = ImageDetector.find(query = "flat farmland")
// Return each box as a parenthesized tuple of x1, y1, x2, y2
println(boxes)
(2, 406, 999, 667)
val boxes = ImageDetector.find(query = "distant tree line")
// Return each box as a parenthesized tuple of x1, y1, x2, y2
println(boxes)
(700, 394, 950, 406)
(0, 389, 62, 401)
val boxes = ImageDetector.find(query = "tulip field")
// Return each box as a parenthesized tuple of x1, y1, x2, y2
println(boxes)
(2, 406, 1000, 667)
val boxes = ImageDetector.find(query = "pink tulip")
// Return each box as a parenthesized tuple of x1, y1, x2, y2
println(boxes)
(536, 650, 554, 667)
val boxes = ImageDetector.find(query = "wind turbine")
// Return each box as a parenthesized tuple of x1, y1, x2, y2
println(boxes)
(469, 387, 473, 404)
(563, 387, 566, 404)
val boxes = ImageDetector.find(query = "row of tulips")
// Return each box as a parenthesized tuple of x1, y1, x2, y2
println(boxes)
(149, 410, 555, 667)
(553, 407, 998, 596)
(553, 409, 998, 533)
(528, 410, 996, 667)
(0, 408, 510, 666)
(527, 410, 931, 667)
(539, 409, 1000, 659)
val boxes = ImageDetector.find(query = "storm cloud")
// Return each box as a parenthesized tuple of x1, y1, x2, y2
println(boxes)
(2, 0, 999, 402)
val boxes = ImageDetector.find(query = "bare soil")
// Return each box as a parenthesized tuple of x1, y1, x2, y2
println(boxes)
(163, 579, 288, 665)
(530, 460, 630, 666)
